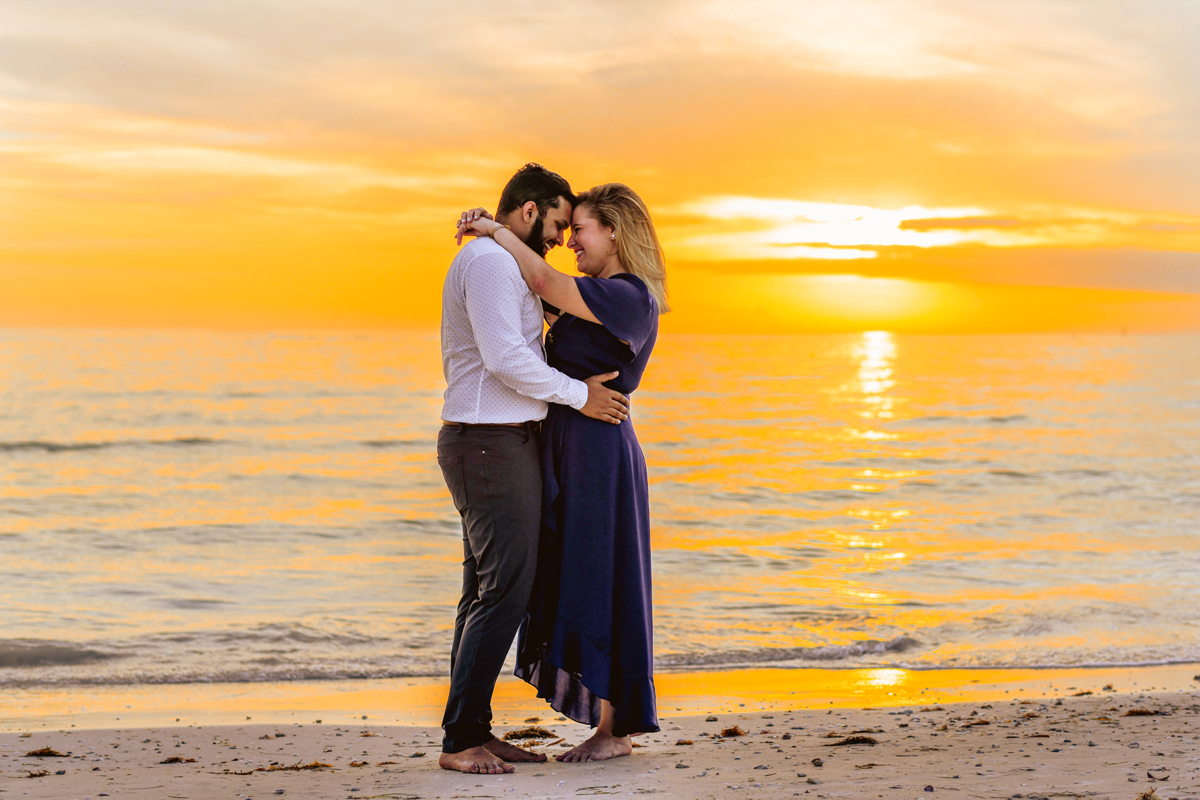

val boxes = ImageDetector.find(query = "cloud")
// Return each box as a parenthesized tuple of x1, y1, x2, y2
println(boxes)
(670, 247, 1200, 300)
(668, 196, 1200, 261)
(899, 217, 1024, 230)
(673, 197, 1027, 258)
(685, 0, 1170, 126)
(0, 0, 1185, 132)
(56, 146, 479, 192)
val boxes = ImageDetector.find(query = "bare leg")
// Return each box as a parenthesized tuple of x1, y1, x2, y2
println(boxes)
(438, 746, 515, 774)
(484, 737, 548, 763)
(557, 700, 633, 763)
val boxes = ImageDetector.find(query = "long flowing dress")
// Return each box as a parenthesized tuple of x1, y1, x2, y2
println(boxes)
(515, 272, 660, 737)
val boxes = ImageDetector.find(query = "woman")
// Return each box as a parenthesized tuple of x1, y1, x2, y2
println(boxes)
(457, 183, 668, 762)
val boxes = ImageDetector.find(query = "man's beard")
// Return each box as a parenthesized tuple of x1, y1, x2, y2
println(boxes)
(523, 212, 547, 255)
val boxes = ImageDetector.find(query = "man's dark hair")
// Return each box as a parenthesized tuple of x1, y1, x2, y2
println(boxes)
(497, 163, 575, 217)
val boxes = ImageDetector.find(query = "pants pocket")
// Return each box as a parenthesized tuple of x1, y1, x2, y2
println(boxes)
(438, 454, 468, 513)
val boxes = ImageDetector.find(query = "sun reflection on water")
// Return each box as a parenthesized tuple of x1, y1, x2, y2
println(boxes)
(857, 330, 896, 403)
(863, 668, 907, 687)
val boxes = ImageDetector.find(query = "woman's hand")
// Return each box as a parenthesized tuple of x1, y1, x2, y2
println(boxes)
(454, 207, 496, 246)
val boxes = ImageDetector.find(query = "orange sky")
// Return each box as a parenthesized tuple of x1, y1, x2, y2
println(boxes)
(1, 0, 1198, 333)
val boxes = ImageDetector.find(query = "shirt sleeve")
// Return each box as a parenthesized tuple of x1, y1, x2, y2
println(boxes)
(575, 274, 658, 358)
(462, 249, 589, 410)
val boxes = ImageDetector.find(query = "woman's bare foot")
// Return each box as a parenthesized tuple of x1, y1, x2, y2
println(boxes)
(483, 737, 547, 763)
(438, 746, 514, 774)
(556, 730, 633, 762)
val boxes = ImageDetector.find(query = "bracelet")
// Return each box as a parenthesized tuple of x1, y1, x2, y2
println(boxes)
(489, 224, 511, 238)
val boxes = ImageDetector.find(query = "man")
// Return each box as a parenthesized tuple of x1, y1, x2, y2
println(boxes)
(437, 163, 629, 774)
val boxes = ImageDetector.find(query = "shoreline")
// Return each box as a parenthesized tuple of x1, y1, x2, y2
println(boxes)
(4, 663, 1198, 732)
(3, 683, 1197, 799)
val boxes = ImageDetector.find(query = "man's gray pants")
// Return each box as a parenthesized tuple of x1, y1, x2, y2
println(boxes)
(436, 422, 541, 754)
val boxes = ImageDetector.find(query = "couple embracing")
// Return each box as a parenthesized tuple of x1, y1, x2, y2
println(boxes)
(436, 164, 669, 774)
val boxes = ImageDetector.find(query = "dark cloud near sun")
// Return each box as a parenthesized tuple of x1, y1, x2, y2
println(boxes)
(900, 218, 1026, 230)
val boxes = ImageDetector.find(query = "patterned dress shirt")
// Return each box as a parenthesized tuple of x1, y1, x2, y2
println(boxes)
(440, 238, 588, 423)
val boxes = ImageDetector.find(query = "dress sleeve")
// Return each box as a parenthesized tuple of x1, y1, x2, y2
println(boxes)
(574, 274, 657, 358)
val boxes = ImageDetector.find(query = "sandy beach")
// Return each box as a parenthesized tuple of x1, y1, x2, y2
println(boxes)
(4, 669, 1198, 800)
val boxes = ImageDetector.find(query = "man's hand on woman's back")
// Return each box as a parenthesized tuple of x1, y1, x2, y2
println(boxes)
(581, 372, 628, 425)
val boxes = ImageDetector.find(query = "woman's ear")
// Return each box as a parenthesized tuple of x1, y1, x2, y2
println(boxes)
(522, 201, 539, 223)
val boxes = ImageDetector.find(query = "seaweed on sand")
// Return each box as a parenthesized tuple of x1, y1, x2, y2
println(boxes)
(24, 748, 67, 758)
(502, 726, 557, 740)
(263, 760, 332, 771)
(518, 737, 564, 750)
(824, 735, 878, 746)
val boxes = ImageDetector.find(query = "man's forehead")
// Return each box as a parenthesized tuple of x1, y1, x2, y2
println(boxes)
(548, 196, 573, 224)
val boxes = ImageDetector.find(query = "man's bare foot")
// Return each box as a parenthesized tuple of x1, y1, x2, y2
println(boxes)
(483, 737, 547, 763)
(439, 746, 514, 774)
(556, 730, 633, 762)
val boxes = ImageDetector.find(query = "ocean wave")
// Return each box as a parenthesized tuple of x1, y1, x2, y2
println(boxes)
(657, 636, 922, 668)
(206, 623, 382, 647)
(0, 640, 119, 668)
(894, 414, 1029, 426)
(0, 665, 444, 687)
(361, 439, 430, 448)
(0, 437, 222, 453)
(6, 632, 1200, 687)
(123, 623, 384, 648)
(0, 626, 436, 687)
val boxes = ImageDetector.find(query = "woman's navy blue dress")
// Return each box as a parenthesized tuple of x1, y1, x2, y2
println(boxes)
(515, 272, 660, 737)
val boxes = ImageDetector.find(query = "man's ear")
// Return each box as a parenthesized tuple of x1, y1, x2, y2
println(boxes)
(521, 201, 539, 223)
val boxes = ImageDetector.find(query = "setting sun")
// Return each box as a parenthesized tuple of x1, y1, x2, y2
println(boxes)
(784, 275, 946, 327)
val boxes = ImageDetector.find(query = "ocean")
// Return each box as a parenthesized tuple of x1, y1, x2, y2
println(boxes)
(2, 329, 1198, 688)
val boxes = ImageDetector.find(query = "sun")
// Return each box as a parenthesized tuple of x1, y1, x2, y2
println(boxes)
(785, 274, 947, 328)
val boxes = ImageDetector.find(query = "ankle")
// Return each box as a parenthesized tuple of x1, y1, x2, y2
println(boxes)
(593, 729, 626, 741)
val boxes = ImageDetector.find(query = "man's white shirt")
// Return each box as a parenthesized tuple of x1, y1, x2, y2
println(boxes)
(440, 238, 588, 423)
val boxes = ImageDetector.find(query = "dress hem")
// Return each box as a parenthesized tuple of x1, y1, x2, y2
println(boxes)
(515, 654, 660, 738)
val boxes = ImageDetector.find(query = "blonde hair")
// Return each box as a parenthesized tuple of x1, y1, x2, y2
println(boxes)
(575, 183, 670, 314)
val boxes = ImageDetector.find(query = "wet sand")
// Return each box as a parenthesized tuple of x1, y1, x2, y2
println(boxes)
(3, 668, 1199, 799)
(7, 664, 1200, 733)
